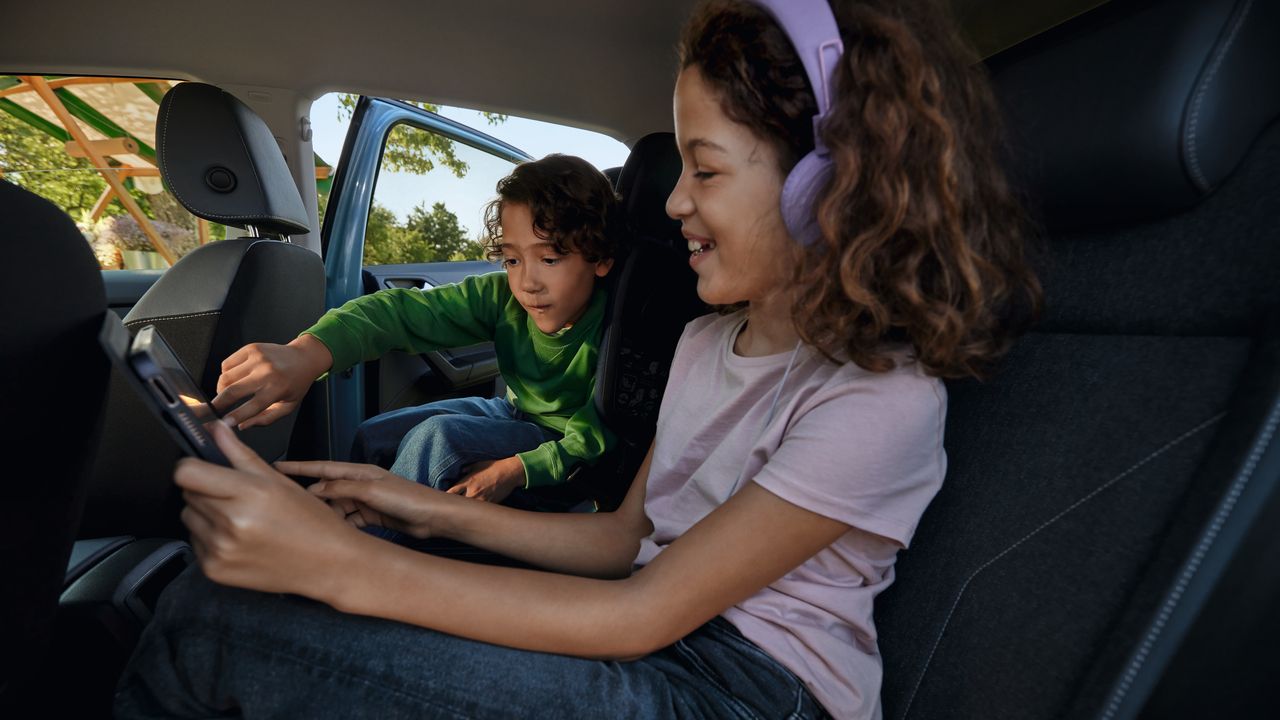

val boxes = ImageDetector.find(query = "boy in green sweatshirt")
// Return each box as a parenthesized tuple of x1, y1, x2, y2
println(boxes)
(212, 154, 618, 509)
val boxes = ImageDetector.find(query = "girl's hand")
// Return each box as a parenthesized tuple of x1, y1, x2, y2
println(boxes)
(176, 420, 358, 599)
(281, 459, 448, 539)
(447, 455, 525, 503)
(212, 335, 332, 430)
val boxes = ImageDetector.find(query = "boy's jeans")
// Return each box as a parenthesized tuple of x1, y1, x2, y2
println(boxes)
(351, 396, 572, 520)
(113, 565, 831, 720)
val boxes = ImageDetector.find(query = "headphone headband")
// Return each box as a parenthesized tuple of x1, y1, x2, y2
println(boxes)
(751, 0, 844, 148)
(749, 0, 845, 246)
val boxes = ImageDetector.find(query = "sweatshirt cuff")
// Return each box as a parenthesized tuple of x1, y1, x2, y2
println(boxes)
(516, 444, 563, 488)
(301, 321, 358, 375)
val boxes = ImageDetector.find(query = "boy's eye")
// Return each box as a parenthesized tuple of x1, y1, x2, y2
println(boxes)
(541, 256, 561, 266)
(501, 258, 519, 268)
(693, 170, 717, 180)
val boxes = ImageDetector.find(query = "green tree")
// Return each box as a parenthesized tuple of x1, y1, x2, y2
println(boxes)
(0, 107, 151, 221)
(404, 201, 482, 262)
(361, 201, 484, 265)
(361, 202, 412, 265)
(337, 95, 506, 178)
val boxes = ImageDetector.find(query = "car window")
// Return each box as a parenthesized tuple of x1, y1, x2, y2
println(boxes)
(0, 75, 230, 271)
(364, 122, 516, 266)
(310, 93, 630, 270)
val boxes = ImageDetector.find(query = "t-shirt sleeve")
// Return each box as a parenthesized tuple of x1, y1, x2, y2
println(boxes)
(749, 371, 947, 548)
(303, 272, 504, 373)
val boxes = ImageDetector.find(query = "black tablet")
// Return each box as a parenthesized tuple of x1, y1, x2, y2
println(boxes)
(100, 316, 231, 465)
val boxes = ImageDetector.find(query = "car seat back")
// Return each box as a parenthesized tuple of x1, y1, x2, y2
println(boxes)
(82, 83, 324, 537)
(0, 182, 111, 708)
(874, 0, 1280, 718)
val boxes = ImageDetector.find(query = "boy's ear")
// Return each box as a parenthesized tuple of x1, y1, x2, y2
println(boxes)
(594, 258, 614, 278)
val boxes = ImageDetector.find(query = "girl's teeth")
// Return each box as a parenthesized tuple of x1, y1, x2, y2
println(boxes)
(687, 239, 715, 254)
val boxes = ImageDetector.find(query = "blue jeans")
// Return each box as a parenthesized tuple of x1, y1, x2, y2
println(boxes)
(352, 396, 567, 516)
(113, 566, 830, 719)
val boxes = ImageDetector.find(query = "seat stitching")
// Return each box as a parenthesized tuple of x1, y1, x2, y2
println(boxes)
(1099, 398, 1280, 719)
(1185, 0, 1253, 191)
(900, 411, 1226, 719)
(159, 87, 297, 225)
(125, 310, 222, 326)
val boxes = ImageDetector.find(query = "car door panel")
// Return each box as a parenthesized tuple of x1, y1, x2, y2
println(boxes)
(360, 261, 501, 414)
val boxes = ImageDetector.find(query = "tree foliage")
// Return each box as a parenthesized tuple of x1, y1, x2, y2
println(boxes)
(362, 201, 484, 265)
(0, 107, 226, 264)
(336, 95, 506, 178)
(0, 108, 141, 220)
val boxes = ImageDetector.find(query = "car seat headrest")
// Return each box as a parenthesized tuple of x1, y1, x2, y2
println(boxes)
(990, 0, 1280, 230)
(615, 132, 684, 252)
(157, 82, 310, 237)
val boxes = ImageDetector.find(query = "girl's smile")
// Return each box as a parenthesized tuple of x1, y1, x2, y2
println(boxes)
(666, 66, 792, 310)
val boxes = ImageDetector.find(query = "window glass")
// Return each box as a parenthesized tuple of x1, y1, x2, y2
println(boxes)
(364, 122, 517, 265)
(0, 75, 228, 270)
(308, 93, 631, 268)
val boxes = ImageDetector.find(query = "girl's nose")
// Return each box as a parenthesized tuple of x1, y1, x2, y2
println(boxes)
(666, 172, 693, 220)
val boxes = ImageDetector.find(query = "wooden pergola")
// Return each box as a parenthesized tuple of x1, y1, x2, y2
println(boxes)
(0, 75, 332, 266)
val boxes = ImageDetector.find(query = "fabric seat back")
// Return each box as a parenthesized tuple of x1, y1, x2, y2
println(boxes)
(0, 182, 111, 708)
(875, 1, 1280, 718)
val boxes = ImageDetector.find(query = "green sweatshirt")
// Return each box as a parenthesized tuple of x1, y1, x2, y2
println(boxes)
(303, 271, 614, 488)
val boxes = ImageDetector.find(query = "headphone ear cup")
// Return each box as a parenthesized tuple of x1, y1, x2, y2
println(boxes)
(781, 151, 834, 247)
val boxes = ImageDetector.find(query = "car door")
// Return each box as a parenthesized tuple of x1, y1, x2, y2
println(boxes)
(320, 96, 531, 460)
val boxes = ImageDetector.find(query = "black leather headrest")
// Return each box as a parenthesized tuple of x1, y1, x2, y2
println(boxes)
(157, 83, 310, 236)
(990, 0, 1280, 230)
(616, 132, 684, 251)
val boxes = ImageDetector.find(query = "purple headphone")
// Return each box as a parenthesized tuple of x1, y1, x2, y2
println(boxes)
(749, 0, 845, 247)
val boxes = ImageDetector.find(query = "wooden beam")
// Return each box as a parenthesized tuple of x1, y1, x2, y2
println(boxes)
(198, 218, 211, 246)
(90, 185, 117, 221)
(0, 83, 35, 100)
(115, 166, 160, 177)
(0, 76, 173, 100)
(65, 136, 140, 159)
(20, 75, 177, 266)
(47, 76, 171, 90)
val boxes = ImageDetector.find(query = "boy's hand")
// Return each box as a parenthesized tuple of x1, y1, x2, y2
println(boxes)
(213, 335, 332, 430)
(449, 456, 525, 503)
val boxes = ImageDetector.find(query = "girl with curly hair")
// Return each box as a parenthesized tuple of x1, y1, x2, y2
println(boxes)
(115, 1, 1039, 718)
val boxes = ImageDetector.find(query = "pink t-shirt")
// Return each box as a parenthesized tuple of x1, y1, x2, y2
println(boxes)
(634, 312, 946, 719)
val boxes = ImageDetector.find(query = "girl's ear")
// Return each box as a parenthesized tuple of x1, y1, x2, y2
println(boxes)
(594, 258, 615, 278)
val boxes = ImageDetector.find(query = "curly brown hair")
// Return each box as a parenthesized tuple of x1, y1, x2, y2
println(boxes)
(679, 0, 1042, 378)
(482, 154, 620, 263)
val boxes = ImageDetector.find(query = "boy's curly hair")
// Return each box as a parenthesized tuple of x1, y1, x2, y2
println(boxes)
(680, 0, 1042, 379)
(482, 154, 620, 263)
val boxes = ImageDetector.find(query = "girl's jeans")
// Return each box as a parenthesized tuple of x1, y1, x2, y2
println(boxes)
(113, 565, 830, 719)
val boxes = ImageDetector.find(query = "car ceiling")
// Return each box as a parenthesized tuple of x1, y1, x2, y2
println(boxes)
(1, 0, 1106, 146)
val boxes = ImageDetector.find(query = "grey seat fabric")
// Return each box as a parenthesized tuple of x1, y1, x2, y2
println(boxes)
(875, 1, 1280, 718)
(0, 182, 110, 709)
(80, 83, 324, 538)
